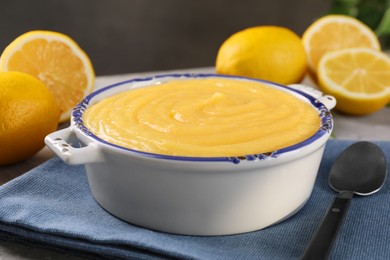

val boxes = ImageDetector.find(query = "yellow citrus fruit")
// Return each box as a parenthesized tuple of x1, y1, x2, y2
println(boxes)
(318, 47, 390, 115)
(302, 14, 381, 73)
(0, 71, 60, 165)
(0, 30, 95, 123)
(216, 26, 307, 85)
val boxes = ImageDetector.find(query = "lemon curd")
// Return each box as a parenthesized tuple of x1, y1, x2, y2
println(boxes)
(83, 78, 320, 157)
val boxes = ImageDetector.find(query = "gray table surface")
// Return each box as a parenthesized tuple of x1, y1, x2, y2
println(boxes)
(1, 67, 389, 259)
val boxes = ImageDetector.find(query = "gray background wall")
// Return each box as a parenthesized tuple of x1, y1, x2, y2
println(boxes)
(0, 0, 330, 75)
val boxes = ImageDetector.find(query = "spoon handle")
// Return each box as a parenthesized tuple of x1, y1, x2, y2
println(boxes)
(301, 191, 353, 260)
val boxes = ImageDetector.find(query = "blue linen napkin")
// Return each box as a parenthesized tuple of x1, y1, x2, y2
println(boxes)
(0, 140, 389, 259)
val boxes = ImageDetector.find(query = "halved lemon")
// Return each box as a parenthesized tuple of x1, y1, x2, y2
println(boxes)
(0, 30, 95, 123)
(318, 47, 390, 115)
(302, 15, 381, 73)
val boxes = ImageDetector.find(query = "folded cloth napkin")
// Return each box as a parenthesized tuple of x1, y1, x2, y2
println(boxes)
(0, 140, 389, 260)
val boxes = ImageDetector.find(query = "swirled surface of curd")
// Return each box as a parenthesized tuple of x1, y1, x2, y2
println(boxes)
(83, 78, 320, 157)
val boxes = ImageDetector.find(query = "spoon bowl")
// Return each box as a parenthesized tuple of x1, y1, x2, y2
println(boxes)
(329, 141, 387, 196)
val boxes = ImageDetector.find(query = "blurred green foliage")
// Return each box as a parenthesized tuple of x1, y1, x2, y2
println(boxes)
(328, 0, 390, 49)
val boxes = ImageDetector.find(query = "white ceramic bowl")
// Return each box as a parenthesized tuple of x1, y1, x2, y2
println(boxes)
(45, 74, 335, 236)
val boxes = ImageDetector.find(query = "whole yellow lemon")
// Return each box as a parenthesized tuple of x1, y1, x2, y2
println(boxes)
(216, 26, 307, 85)
(0, 72, 60, 165)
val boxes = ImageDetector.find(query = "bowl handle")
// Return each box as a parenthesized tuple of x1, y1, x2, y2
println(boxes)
(288, 84, 336, 110)
(45, 127, 104, 165)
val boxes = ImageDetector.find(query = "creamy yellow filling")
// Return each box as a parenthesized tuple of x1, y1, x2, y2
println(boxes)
(83, 78, 320, 157)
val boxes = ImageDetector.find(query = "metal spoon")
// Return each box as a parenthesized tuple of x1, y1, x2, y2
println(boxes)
(301, 141, 388, 260)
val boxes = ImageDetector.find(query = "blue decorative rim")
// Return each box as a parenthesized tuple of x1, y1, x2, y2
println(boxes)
(72, 73, 333, 164)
